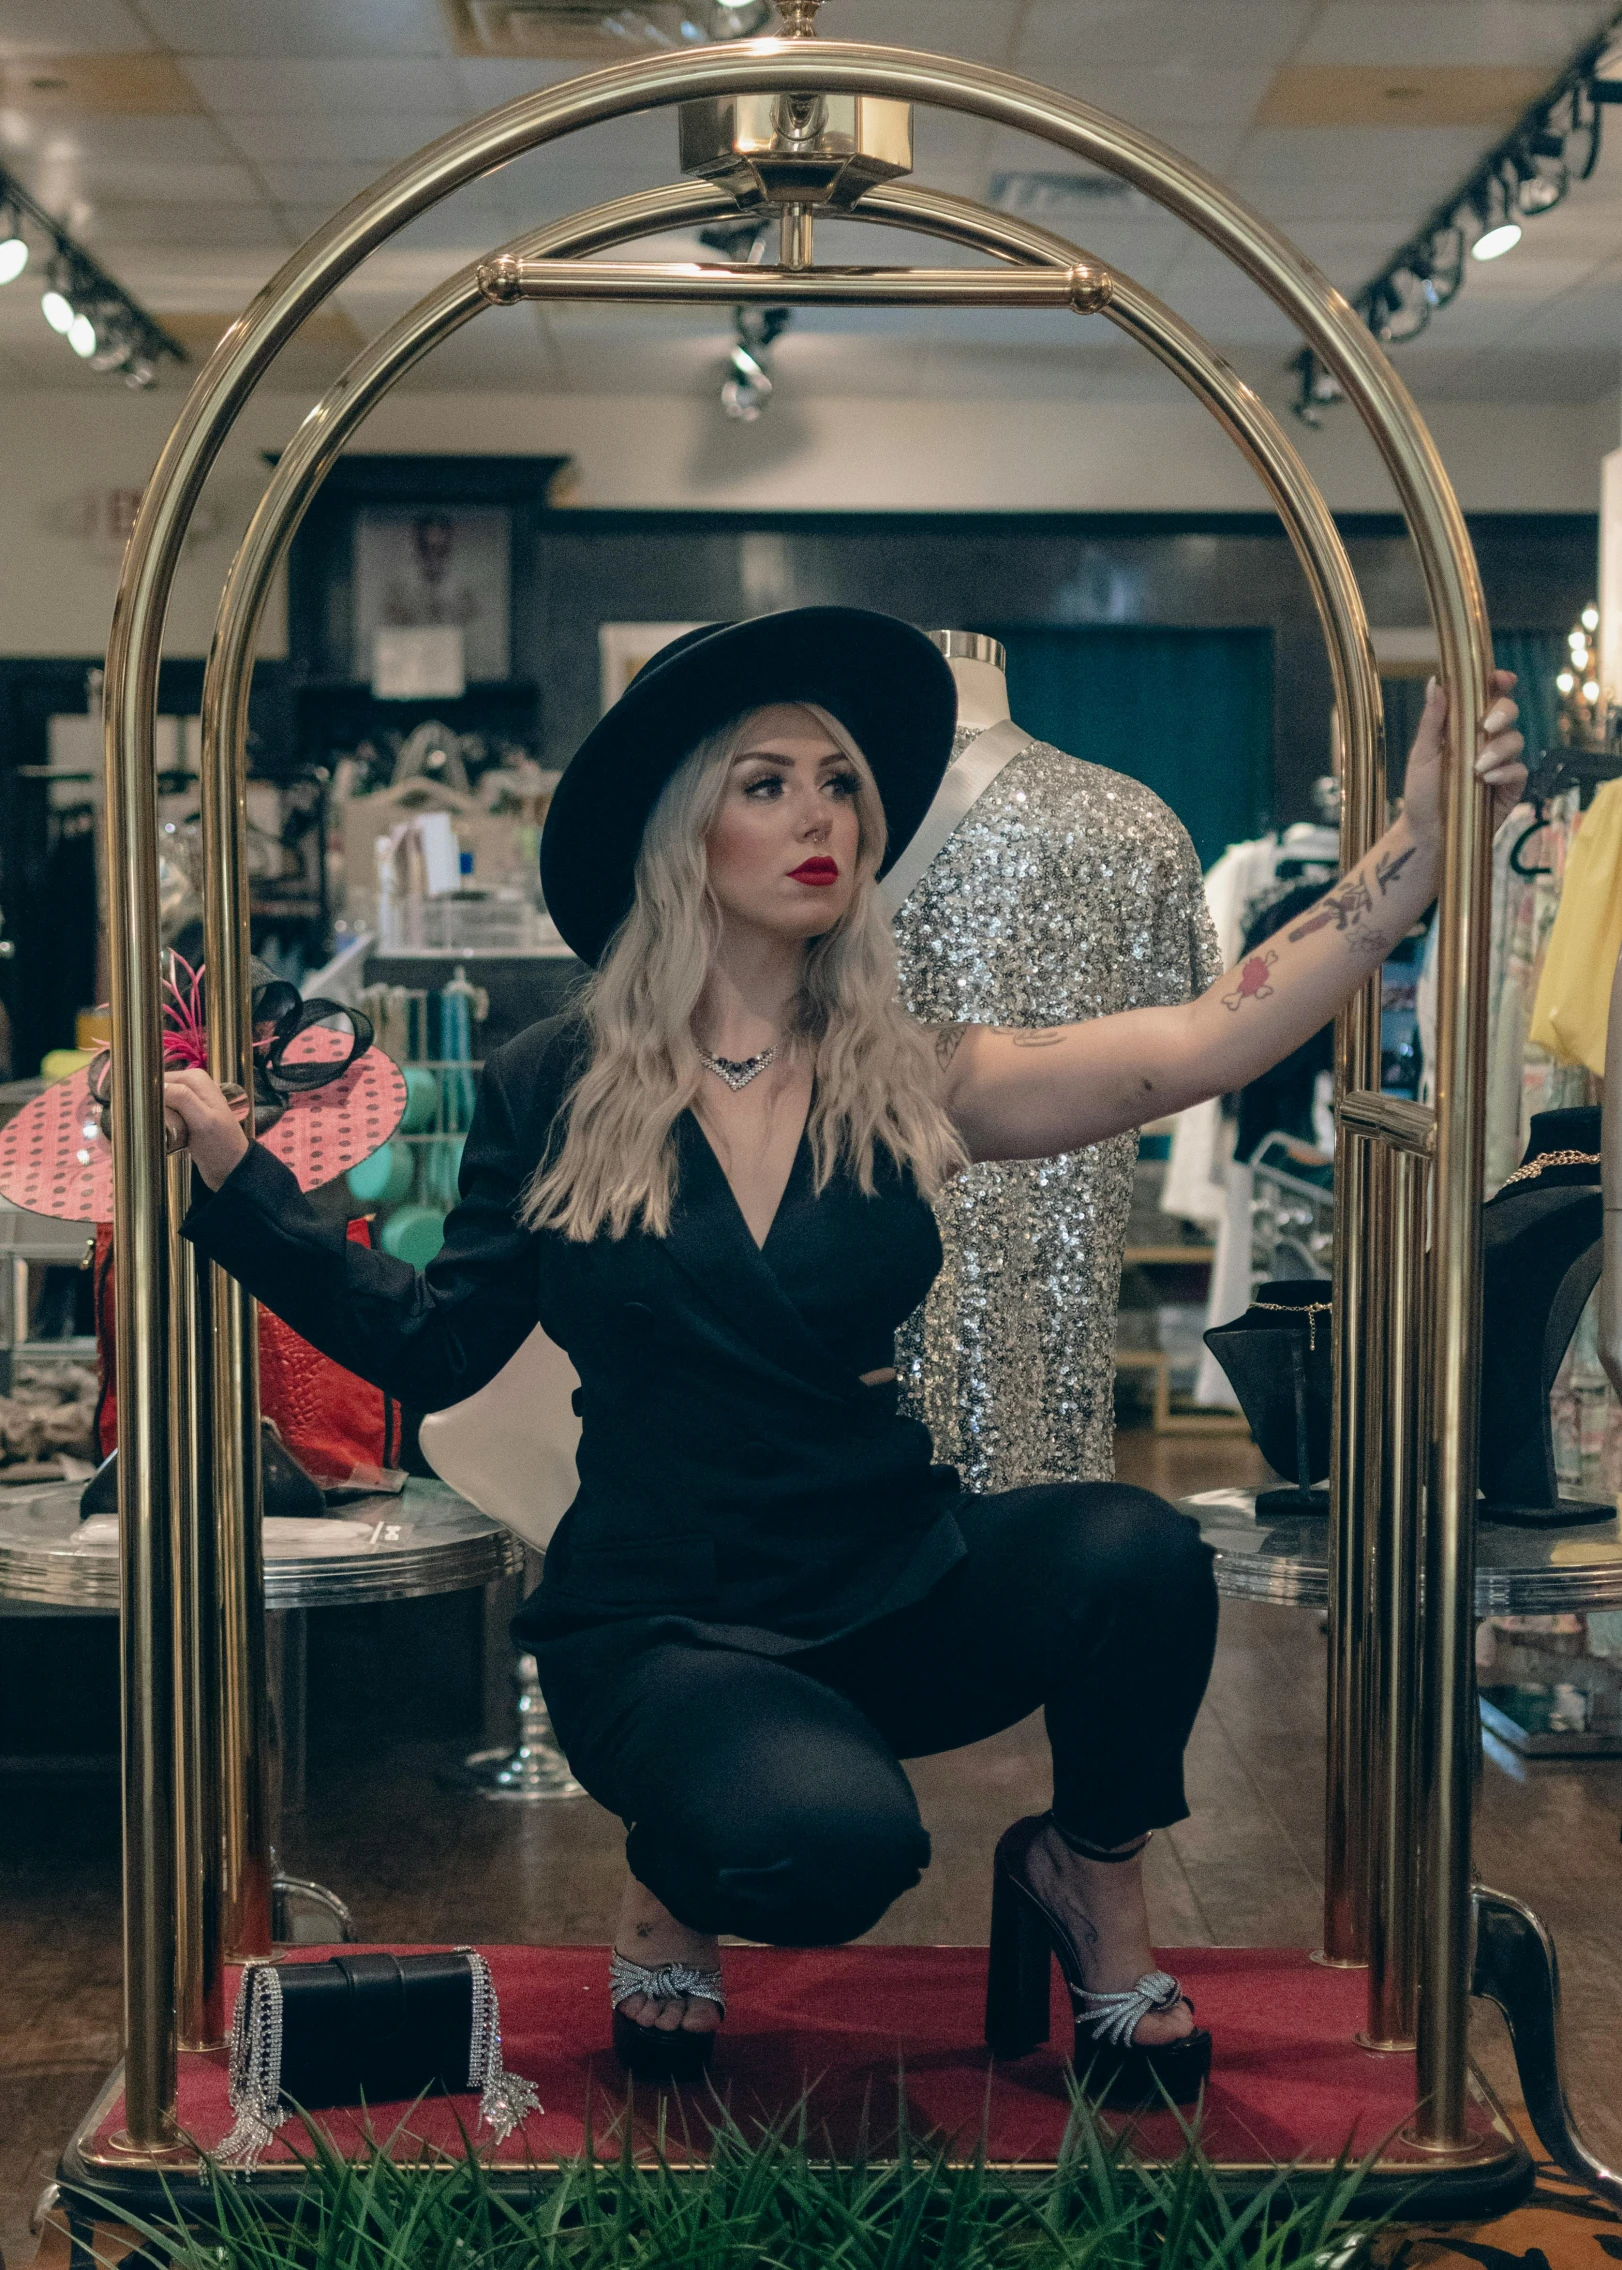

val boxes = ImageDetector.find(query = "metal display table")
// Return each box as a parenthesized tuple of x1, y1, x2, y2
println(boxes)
(0, 1476, 521, 1611)
(0, 1477, 524, 1932)
(1181, 1486, 1622, 1614)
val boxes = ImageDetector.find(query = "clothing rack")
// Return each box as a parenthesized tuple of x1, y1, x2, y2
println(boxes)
(1526, 744, 1622, 810)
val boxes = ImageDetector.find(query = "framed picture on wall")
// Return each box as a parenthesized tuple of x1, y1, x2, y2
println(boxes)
(352, 506, 512, 685)
(599, 622, 705, 714)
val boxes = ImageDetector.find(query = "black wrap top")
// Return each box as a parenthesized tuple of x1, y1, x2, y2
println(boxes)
(184, 1012, 968, 1653)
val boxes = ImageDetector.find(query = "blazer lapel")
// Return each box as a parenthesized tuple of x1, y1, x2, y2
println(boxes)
(659, 1111, 860, 1402)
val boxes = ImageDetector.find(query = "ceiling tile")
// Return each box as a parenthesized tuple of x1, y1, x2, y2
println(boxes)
(981, 122, 1252, 179)
(823, 3, 1020, 67)
(82, 199, 291, 248)
(220, 110, 469, 164)
(1294, 2, 1618, 70)
(0, 111, 239, 163)
(7, 154, 266, 206)
(136, 0, 452, 60)
(1019, 62, 1275, 127)
(452, 56, 590, 107)
(0, 3, 154, 58)
(1233, 121, 1494, 186)
(1258, 63, 1549, 128)
(159, 304, 370, 388)
(254, 160, 406, 207)
(0, 53, 202, 113)
(1018, 1, 1317, 74)
(181, 56, 462, 113)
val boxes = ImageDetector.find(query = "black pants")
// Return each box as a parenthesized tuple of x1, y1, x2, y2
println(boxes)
(545, 1482, 1217, 1948)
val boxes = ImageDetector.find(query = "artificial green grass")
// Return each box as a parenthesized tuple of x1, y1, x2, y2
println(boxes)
(95, 2089, 1384, 2270)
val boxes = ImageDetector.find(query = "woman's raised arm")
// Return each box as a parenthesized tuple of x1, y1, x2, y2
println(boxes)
(173, 1034, 554, 1412)
(940, 674, 1525, 1165)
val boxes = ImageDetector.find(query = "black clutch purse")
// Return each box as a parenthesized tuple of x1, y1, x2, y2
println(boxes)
(223, 1949, 539, 2165)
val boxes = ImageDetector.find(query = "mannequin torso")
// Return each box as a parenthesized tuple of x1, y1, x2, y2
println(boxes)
(948, 656, 1013, 733)
(891, 631, 1218, 1490)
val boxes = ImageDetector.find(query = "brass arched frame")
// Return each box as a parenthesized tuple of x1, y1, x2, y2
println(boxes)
(103, 33, 1491, 2157)
(198, 187, 1392, 2046)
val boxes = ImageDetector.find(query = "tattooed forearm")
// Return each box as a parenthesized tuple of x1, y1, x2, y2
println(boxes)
(1010, 1029, 1065, 1048)
(1222, 950, 1278, 1011)
(1288, 873, 1373, 942)
(933, 1022, 968, 1070)
(1286, 843, 1418, 951)
(1350, 927, 1393, 965)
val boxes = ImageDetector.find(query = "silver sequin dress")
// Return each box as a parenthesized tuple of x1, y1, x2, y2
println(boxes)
(892, 730, 1220, 1491)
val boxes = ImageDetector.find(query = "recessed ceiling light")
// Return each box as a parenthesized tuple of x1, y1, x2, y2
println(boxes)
(68, 310, 96, 356)
(40, 286, 73, 332)
(0, 235, 26, 284)
(1471, 221, 1522, 261)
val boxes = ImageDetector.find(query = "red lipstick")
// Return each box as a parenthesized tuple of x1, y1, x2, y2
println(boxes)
(789, 856, 840, 887)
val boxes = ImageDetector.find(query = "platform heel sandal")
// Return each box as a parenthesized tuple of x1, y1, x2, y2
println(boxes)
(985, 1814, 1211, 2107)
(609, 1952, 725, 2085)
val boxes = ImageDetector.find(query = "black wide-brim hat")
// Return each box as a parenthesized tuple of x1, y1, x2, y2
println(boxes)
(541, 606, 958, 965)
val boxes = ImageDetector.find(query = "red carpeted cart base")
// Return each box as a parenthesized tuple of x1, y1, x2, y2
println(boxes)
(72, 1944, 1529, 2205)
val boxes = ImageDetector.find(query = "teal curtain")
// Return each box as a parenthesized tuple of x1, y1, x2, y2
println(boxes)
(993, 626, 1274, 867)
(1492, 629, 1564, 771)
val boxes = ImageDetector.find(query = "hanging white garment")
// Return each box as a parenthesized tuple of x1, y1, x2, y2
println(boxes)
(1191, 1146, 1252, 1410)
(1161, 835, 1277, 1226)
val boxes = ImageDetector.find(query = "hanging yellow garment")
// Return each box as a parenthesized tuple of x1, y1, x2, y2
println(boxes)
(1527, 775, 1622, 1075)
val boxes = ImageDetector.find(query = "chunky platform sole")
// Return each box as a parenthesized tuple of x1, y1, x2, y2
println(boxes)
(611, 2007, 718, 2086)
(985, 1820, 1213, 2107)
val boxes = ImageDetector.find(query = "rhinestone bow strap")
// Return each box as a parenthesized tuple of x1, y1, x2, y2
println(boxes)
(609, 1951, 727, 2016)
(1073, 1968, 1184, 2048)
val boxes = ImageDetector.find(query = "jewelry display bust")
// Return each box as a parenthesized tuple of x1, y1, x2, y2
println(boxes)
(890, 631, 1219, 1490)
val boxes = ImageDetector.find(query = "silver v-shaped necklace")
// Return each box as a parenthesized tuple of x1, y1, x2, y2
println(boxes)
(698, 1044, 777, 1092)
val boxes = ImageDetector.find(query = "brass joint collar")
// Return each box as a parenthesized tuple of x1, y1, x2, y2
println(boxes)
(1069, 263, 1113, 313)
(478, 255, 523, 305)
(777, 0, 823, 32)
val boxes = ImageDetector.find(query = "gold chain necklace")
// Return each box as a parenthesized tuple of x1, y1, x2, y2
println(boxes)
(1499, 1149, 1600, 1189)
(1251, 1298, 1333, 1352)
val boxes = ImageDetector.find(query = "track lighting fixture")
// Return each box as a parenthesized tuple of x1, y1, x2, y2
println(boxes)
(1289, 347, 1344, 431)
(721, 303, 791, 419)
(1289, 10, 1622, 421)
(698, 215, 794, 419)
(0, 203, 27, 286)
(0, 164, 184, 389)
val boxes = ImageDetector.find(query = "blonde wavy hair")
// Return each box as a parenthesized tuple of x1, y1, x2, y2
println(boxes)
(523, 704, 964, 1241)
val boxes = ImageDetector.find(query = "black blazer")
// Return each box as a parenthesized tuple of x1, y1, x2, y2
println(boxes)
(184, 1013, 967, 1653)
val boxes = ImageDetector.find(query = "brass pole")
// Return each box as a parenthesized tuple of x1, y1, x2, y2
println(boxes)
(167, 1153, 224, 2049)
(111, 36, 1489, 2146)
(199, 589, 271, 1963)
(478, 254, 1110, 307)
(105, 770, 176, 2144)
(781, 203, 814, 267)
(1412, 675, 1492, 2151)
(1359, 1140, 1426, 2048)
(1324, 1132, 1372, 1964)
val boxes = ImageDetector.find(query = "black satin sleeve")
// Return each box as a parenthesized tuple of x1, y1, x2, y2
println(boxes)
(182, 1028, 560, 1413)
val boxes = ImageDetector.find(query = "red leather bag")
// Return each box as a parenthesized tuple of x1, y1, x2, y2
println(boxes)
(93, 1219, 401, 1485)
